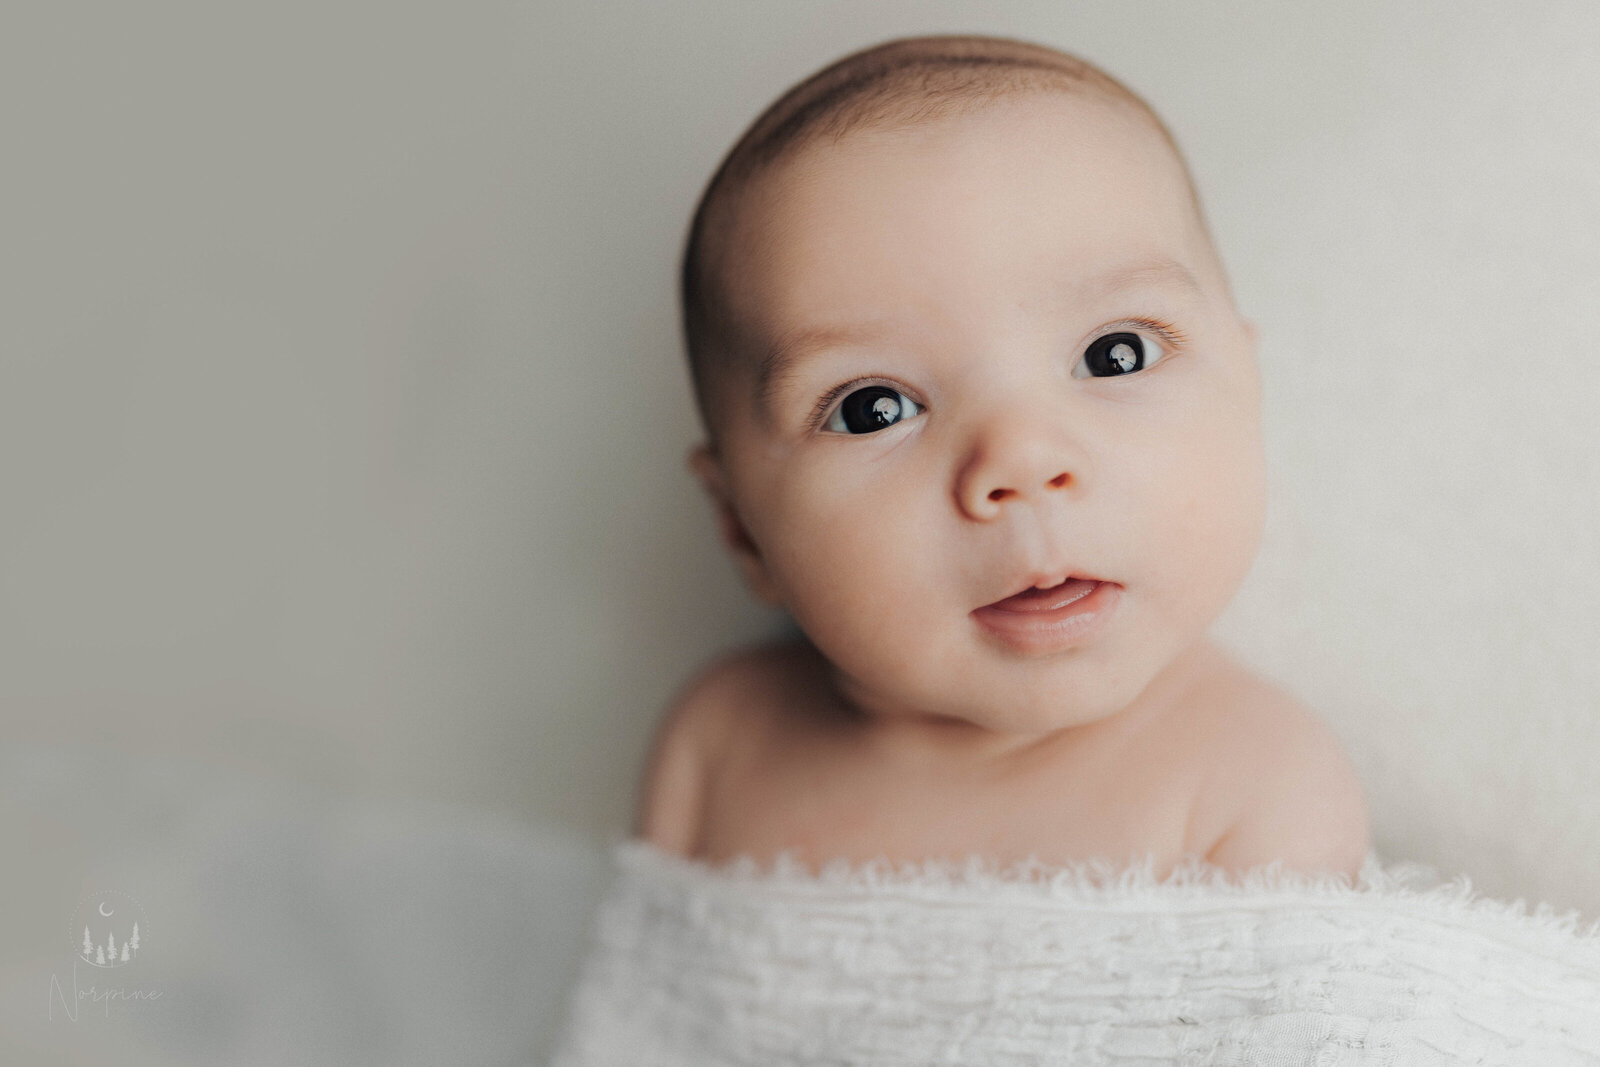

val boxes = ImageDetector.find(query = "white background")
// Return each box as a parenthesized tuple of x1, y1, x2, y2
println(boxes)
(5, 3, 1600, 1058)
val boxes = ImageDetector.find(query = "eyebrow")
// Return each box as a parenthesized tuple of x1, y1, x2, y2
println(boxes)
(756, 322, 894, 418)
(754, 259, 1204, 416)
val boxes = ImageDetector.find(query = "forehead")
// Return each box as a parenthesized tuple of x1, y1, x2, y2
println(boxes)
(719, 92, 1213, 348)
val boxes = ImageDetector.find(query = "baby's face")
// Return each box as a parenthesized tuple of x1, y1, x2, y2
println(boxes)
(694, 93, 1266, 746)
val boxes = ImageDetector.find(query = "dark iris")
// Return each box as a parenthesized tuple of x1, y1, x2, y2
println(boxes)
(1082, 332, 1146, 377)
(836, 385, 911, 434)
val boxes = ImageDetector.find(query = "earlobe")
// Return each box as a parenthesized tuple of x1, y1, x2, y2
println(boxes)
(688, 445, 745, 552)
(686, 443, 723, 499)
(1241, 317, 1260, 350)
(685, 442, 784, 607)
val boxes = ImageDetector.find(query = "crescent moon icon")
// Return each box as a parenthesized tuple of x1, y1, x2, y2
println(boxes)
(98, 902, 114, 917)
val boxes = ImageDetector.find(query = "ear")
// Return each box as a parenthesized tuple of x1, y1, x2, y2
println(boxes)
(686, 443, 784, 607)
(1240, 316, 1260, 350)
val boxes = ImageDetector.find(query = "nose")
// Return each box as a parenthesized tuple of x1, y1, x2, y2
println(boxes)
(954, 405, 1087, 521)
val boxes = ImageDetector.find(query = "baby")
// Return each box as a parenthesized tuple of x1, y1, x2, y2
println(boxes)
(639, 34, 1371, 883)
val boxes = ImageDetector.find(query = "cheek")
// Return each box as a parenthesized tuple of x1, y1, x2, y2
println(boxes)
(760, 458, 946, 623)
(1130, 392, 1266, 593)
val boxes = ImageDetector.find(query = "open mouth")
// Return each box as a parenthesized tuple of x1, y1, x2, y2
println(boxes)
(983, 576, 1102, 613)
(971, 575, 1121, 653)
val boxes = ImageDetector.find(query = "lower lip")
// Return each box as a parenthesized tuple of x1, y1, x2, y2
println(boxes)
(970, 579, 1122, 654)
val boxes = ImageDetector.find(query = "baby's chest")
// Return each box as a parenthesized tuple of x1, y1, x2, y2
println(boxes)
(694, 698, 1210, 878)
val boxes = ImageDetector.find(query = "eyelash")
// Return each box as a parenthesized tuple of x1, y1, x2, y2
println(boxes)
(805, 317, 1190, 431)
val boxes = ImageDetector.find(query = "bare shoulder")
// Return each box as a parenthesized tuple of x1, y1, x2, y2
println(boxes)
(1186, 646, 1372, 880)
(630, 640, 797, 858)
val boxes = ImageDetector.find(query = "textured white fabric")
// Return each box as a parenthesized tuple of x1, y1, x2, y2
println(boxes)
(549, 839, 1600, 1066)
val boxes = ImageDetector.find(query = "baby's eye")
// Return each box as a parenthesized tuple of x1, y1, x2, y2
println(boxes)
(823, 384, 923, 435)
(1071, 330, 1167, 379)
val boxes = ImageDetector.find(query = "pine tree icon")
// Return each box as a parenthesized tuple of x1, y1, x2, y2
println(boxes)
(82, 927, 93, 959)
(96, 944, 105, 965)
(108, 931, 117, 962)
(129, 922, 140, 955)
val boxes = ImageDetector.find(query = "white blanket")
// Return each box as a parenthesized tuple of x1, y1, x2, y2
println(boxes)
(549, 839, 1600, 1066)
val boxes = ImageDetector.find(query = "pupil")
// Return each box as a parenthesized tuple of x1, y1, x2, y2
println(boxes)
(1089, 332, 1144, 376)
(842, 386, 903, 434)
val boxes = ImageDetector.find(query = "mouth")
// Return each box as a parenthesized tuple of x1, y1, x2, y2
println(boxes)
(981, 573, 1105, 613)
(971, 573, 1122, 653)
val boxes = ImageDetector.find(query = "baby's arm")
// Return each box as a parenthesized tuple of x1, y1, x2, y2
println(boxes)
(1203, 706, 1371, 881)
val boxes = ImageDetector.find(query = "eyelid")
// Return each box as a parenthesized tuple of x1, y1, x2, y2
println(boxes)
(1099, 317, 1188, 353)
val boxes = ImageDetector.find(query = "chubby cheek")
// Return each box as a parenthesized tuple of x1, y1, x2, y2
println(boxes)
(757, 454, 957, 665)
(1129, 393, 1266, 635)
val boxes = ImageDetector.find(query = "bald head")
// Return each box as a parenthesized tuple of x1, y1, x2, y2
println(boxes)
(679, 34, 1219, 451)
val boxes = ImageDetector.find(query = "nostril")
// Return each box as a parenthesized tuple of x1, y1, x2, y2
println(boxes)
(982, 474, 1070, 505)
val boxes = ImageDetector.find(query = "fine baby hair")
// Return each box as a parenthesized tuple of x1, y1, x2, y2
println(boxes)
(678, 33, 1225, 457)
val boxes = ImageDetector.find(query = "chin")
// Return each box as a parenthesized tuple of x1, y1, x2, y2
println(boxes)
(971, 673, 1137, 733)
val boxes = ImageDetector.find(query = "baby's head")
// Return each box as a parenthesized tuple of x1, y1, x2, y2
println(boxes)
(680, 35, 1266, 746)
